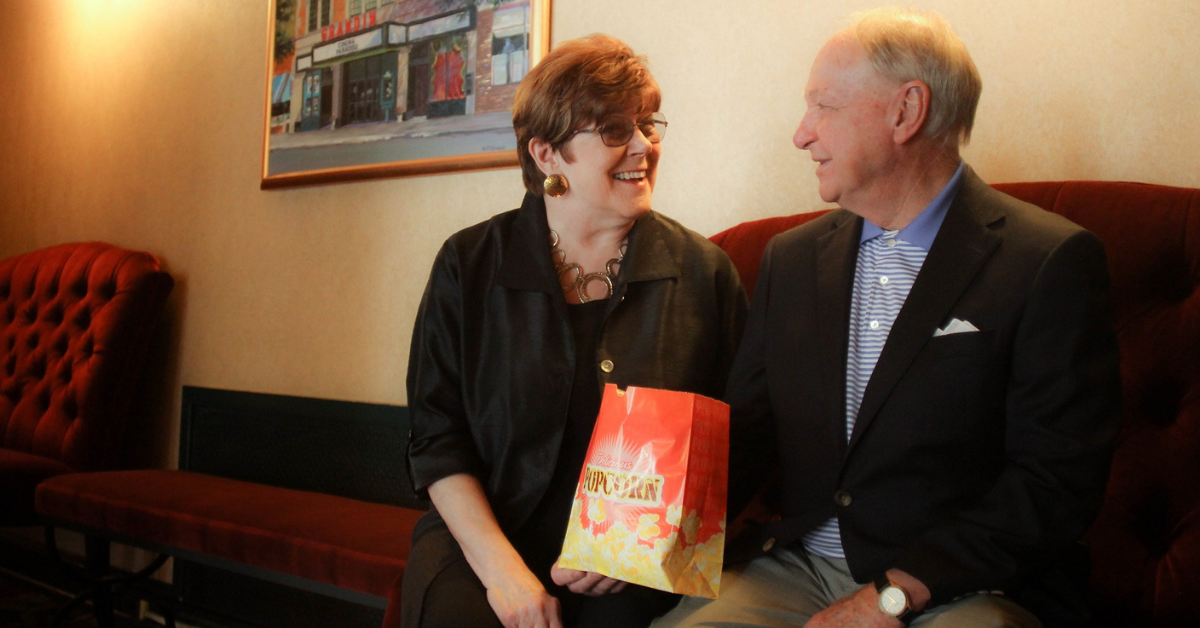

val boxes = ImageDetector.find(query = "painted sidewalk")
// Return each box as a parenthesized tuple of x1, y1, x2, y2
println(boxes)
(268, 110, 515, 151)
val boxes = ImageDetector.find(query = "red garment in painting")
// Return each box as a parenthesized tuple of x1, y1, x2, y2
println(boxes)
(431, 49, 464, 101)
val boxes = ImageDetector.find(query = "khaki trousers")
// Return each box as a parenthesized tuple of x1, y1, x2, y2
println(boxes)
(652, 546, 1042, 628)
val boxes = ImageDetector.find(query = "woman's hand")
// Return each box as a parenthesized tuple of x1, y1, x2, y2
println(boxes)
(488, 567, 563, 628)
(428, 474, 565, 627)
(550, 561, 629, 597)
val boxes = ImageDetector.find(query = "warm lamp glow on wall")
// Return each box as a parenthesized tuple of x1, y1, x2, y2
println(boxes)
(67, 0, 146, 30)
(60, 0, 159, 66)
(51, 1, 161, 124)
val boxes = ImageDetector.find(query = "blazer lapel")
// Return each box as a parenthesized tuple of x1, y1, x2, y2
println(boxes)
(847, 173, 1003, 452)
(816, 211, 862, 457)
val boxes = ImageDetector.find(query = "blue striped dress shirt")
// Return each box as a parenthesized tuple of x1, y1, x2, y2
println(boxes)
(802, 163, 965, 559)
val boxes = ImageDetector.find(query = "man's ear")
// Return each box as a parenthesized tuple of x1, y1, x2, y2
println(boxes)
(893, 80, 930, 144)
(528, 137, 559, 175)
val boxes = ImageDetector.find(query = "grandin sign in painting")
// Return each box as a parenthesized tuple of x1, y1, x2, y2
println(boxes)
(261, 0, 550, 188)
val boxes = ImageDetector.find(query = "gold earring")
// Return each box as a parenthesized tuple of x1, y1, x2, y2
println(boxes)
(544, 174, 569, 198)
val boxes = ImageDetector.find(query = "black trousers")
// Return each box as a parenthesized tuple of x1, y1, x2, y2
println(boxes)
(402, 522, 679, 628)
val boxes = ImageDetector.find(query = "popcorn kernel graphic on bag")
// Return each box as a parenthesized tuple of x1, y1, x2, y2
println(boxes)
(559, 385, 729, 599)
(637, 514, 662, 541)
(587, 495, 606, 523)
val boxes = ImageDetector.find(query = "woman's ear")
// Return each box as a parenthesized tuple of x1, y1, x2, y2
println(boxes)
(528, 137, 559, 175)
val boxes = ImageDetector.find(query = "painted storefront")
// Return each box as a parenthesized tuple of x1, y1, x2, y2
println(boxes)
(272, 0, 531, 133)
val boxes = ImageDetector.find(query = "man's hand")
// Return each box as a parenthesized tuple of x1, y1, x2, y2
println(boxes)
(486, 567, 563, 628)
(805, 569, 929, 628)
(550, 562, 629, 597)
(804, 584, 900, 628)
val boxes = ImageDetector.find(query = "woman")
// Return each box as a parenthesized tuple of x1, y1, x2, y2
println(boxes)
(403, 34, 747, 628)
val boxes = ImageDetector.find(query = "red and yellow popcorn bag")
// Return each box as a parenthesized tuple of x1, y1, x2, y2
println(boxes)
(558, 384, 729, 598)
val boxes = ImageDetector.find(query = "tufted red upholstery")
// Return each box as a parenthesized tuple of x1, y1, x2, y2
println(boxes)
(0, 242, 173, 525)
(709, 180, 1200, 627)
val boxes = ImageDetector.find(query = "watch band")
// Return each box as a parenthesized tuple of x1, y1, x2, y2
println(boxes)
(874, 574, 919, 625)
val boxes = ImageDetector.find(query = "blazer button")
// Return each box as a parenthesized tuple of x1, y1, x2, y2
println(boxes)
(834, 490, 852, 507)
(762, 537, 776, 552)
(600, 359, 614, 373)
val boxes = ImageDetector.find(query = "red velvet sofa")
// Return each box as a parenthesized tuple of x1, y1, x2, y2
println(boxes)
(1, 242, 173, 526)
(33, 180, 1200, 628)
(711, 180, 1200, 627)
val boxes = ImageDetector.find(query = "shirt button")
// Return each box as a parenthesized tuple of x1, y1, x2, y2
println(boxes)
(869, 320, 880, 330)
(834, 490, 853, 507)
(886, 238, 897, 247)
(879, 276, 890, 285)
(762, 537, 776, 552)
(600, 359, 614, 373)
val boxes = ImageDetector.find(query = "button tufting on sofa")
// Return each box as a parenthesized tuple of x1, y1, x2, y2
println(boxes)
(1, 242, 173, 527)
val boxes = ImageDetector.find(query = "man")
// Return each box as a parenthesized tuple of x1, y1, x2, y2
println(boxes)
(655, 7, 1119, 628)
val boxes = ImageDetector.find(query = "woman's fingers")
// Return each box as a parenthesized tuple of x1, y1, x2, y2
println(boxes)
(549, 563, 587, 586)
(566, 572, 628, 596)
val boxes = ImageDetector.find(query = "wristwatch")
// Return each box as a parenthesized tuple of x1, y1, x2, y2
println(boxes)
(874, 575, 918, 625)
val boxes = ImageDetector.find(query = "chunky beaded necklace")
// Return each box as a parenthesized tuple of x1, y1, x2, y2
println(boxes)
(549, 229, 627, 303)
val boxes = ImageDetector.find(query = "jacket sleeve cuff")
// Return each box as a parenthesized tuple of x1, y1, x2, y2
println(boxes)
(407, 435, 485, 498)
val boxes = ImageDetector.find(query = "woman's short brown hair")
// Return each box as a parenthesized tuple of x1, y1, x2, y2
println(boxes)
(512, 34, 661, 195)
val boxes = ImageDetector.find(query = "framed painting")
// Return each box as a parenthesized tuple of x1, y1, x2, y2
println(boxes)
(261, 0, 552, 189)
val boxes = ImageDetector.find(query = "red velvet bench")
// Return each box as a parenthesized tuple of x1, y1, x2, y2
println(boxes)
(36, 469, 423, 625)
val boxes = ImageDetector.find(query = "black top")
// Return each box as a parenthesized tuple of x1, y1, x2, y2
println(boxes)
(516, 299, 607, 572)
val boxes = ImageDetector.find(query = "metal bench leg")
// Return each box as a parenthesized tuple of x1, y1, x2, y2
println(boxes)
(44, 529, 115, 628)
(85, 535, 116, 628)
(44, 525, 170, 628)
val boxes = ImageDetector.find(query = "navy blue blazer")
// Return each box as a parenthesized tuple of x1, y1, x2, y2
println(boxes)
(725, 167, 1121, 623)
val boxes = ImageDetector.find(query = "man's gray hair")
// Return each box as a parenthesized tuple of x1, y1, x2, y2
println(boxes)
(850, 7, 982, 147)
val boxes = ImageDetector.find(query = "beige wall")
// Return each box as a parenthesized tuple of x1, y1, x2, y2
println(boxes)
(2, 0, 1197, 468)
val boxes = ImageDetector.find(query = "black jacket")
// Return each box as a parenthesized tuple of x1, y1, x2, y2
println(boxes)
(726, 169, 1120, 624)
(407, 193, 748, 535)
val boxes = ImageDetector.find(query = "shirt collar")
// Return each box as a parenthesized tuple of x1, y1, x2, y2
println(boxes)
(498, 193, 680, 293)
(860, 161, 965, 249)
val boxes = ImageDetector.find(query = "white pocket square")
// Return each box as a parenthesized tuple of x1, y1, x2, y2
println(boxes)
(934, 318, 980, 337)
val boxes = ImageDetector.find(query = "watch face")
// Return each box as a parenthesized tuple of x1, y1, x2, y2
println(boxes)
(878, 585, 908, 616)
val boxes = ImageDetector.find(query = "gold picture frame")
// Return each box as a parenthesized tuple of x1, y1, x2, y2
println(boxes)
(261, 0, 551, 189)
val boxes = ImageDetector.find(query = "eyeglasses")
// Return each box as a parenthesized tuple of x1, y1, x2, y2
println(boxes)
(571, 113, 668, 147)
